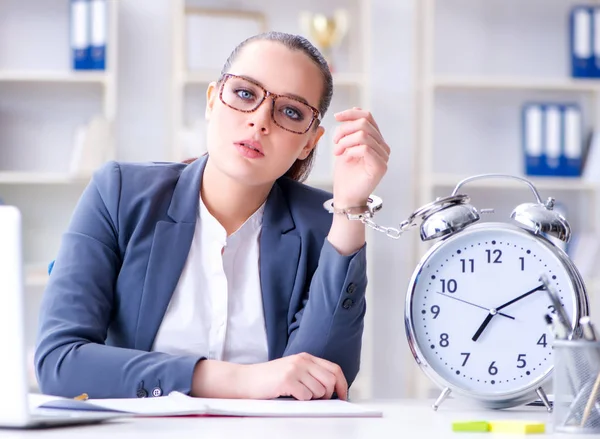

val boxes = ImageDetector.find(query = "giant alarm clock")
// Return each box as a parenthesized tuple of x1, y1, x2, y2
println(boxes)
(404, 174, 589, 411)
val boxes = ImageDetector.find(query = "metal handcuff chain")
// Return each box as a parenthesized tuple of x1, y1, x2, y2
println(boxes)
(362, 173, 546, 239)
(359, 193, 470, 239)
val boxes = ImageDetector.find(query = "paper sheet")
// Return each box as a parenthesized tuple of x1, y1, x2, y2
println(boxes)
(29, 392, 382, 418)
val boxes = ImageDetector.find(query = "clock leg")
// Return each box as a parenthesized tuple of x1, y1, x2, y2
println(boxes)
(536, 387, 553, 412)
(432, 387, 452, 411)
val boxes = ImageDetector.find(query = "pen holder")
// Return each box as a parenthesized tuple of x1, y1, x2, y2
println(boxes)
(554, 340, 600, 434)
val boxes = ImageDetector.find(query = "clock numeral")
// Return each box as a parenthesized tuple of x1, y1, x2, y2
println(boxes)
(486, 249, 502, 264)
(488, 361, 498, 375)
(460, 352, 470, 367)
(537, 334, 548, 348)
(548, 304, 564, 314)
(430, 305, 440, 319)
(519, 257, 525, 271)
(517, 354, 527, 369)
(439, 333, 449, 348)
(440, 279, 457, 293)
(460, 258, 475, 273)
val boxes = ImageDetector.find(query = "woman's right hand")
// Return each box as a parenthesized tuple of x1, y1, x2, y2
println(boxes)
(241, 352, 348, 401)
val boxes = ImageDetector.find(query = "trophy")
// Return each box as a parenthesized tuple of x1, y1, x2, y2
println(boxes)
(300, 9, 349, 72)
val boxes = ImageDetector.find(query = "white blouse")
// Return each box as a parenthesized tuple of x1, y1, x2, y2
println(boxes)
(152, 196, 269, 364)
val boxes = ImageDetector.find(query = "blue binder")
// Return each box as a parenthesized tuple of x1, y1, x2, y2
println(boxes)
(522, 103, 584, 177)
(522, 103, 545, 176)
(570, 6, 595, 78)
(90, 0, 107, 70)
(544, 105, 562, 174)
(560, 104, 584, 176)
(595, 7, 600, 77)
(71, 0, 91, 70)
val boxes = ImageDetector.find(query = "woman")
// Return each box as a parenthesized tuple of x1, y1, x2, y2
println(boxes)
(35, 31, 390, 401)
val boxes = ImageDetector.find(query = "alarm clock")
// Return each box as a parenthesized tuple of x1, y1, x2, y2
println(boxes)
(404, 174, 589, 411)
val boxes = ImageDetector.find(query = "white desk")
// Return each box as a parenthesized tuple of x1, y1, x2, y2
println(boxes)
(0, 399, 584, 438)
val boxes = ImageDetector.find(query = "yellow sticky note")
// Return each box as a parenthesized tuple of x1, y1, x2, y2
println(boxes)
(489, 420, 545, 434)
(452, 421, 490, 432)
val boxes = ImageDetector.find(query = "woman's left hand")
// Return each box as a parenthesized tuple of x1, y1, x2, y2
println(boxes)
(331, 107, 390, 208)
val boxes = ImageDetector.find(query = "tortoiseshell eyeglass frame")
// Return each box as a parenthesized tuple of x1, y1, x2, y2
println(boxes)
(218, 73, 322, 135)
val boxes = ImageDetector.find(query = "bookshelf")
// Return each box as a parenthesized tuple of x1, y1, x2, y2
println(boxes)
(0, 172, 91, 185)
(0, 70, 109, 84)
(412, 0, 600, 399)
(0, 0, 118, 354)
(433, 76, 600, 93)
(432, 174, 598, 192)
(170, 0, 374, 399)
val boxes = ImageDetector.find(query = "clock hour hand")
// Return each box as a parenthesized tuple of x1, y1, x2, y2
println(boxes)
(472, 313, 494, 342)
(435, 292, 514, 320)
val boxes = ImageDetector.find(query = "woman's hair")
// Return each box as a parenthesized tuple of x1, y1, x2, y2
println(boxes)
(194, 31, 333, 182)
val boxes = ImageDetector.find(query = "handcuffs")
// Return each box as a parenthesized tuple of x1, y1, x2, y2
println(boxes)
(322, 194, 383, 221)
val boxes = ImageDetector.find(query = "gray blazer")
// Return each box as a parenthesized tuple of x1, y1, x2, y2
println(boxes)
(35, 155, 367, 398)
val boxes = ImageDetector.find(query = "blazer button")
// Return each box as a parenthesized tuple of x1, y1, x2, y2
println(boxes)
(342, 298, 354, 309)
(136, 388, 148, 398)
(152, 387, 163, 397)
(346, 283, 356, 294)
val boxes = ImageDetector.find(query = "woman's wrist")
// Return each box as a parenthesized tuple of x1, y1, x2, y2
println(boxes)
(327, 213, 366, 256)
(191, 359, 247, 398)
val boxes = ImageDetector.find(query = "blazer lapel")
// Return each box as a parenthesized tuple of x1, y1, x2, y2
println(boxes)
(134, 157, 207, 351)
(260, 181, 300, 360)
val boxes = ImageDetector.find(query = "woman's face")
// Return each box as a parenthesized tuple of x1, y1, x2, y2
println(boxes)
(205, 40, 325, 187)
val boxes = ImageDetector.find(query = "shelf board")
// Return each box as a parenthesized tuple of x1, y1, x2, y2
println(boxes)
(25, 265, 49, 288)
(0, 172, 91, 184)
(0, 70, 108, 84)
(432, 76, 600, 92)
(432, 174, 597, 191)
(183, 71, 366, 88)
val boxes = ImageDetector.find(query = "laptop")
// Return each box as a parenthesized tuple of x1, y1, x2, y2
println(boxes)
(0, 205, 123, 428)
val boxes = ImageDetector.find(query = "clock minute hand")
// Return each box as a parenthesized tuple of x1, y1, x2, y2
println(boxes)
(495, 284, 545, 311)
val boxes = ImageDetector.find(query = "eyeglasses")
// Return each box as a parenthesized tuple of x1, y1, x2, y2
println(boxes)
(218, 73, 321, 135)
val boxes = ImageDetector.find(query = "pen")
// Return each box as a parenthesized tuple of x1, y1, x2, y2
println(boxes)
(540, 274, 572, 339)
(580, 317, 598, 342)
(580, 372, 600, 428)
(545, 313, 569, 340)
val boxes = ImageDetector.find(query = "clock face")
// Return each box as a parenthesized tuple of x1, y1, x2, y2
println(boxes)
(407, 223, 582, 398)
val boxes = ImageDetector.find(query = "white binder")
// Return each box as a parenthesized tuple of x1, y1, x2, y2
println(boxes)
(71, 0, 91, 70)
(544, 105, 561, 171)
(564, 105, 583, 169)
(90, 0, 107, 70)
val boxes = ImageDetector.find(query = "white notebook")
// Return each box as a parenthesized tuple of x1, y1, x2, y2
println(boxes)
(29, 392, 382, 418)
